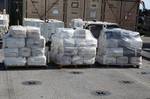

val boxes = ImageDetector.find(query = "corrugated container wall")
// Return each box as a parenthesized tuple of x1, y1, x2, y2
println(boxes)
(84, 0, 102, 21)
(65, 0, 84, 27)
(24, 0, 63, 21)
(102, 0, 140, 30)
(46, 0, 63, 21)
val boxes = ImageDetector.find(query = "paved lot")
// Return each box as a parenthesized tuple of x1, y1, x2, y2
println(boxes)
(0, 59, 150, 99)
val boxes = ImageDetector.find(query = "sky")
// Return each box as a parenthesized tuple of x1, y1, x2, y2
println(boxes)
(143, 0, 150, 9)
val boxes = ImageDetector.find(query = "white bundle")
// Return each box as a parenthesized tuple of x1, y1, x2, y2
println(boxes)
(27, 56, 46, 66)
(4, 48, 18, 57)
(26, 26, 41, 39)
(9, 26, 26, 38)
(27, 36, 45, 48)
(105, 48, 123, 57)
(31, 48, 45, 56)
(130, 57, 142, 65)
(19, 48, 31, 57)
(4, 57, 26, 66)
(70, 19, 84, 29)
(72, 56, 83, 65)
(56, 54, 72, 65)
(117, 57, 128, 65)
(5, 37, 25, 48)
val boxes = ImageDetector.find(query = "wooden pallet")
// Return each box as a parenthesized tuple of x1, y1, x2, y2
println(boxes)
(57, 64, 93, 69)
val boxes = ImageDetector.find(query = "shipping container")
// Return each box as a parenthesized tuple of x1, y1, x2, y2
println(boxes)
(84, 0, 102, 21)
(46, 0, 64, 21)
(25, 0, 45, 19)
(24, 0, 63, 20)
(102, 0, 140, 30)
(65, 0, 84, 27)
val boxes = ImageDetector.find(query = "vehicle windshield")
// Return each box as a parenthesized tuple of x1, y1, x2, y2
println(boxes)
(106, 25, 119, 29)
(86, 24, 103, 39)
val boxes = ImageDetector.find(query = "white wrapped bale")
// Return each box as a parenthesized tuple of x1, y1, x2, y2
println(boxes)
(32, 48, 45, 56)
(105, 48, 123, 57)
(72, 56, 83, 65)
(63, 38, 75, 47)
(27, 36, 45, 48)
(27, 56, 46, 66)
(70, 19, 84, 29)
(19, 48, 31, 57)
(97, 55, 116, 65)
(62, 47, 78, 56)
(4, 57, 26, 66)
(130, 57, 142, 65)
(9, 26, 26, 38)
(26, 26, 41, 39)
(5, 37, 25, 48)
(78, 47, 96, 57)
(74, 29, 86, 38)
(83, 57, 95, 65)
(4, 48, 18, 57)
(55, 28, 74, 38)
(105, 39, 118, 48)
(116, 57, 128, 65)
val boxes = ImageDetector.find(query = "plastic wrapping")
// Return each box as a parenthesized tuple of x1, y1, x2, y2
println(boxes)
(9, 26, 26, 38)
(4, 48, 18, 57)
(50, 28, 97, 65)
(5, 37, 25, 48)
(19, 48, 31, 57)
(27, 56, 46, 66)
(4, 26, 46, 66)
(70, 19, 84, 29)
(97, 28, 143, 66)
(26, 26, 41, 39)
(27, 36, 45, 48)
(4, 57, 26, 66)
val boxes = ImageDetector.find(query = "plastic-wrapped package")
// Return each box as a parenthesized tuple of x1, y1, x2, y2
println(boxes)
(105, 48, 123, 57)
(4, 57, 26, 66)
(9, 26, 26, 38)
(50, 28, 97, 65)
(27, 56, 46, 66)
(31, 48, 45, 56)
(97, 55, 116, 65)
(27, 36, 45, 48)
(26, 26, 41, 39)
(130, 57, 142, 65)
(5, 37, 25, 48)
(4, 48, 18, 57)
(97, 28, 143, 66)
(72, 56, 83, 65)
(70, 19, 84, 29)
(116, 57, 128, 65)
(19, 48, 31, 57)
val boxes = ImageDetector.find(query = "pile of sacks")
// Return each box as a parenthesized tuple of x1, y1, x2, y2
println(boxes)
(50, 28, 97, 65)
(0, 14, 9, 34)
(23, 18, 64, 41)
(4, 26, 46, 66)
(97, 28, 143, 66)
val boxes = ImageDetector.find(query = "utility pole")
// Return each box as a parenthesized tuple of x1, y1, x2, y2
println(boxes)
(45, 0, 47, 22)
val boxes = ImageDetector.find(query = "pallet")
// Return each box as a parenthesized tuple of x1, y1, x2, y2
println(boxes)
(95, 62, 140, 68)
(57, 64, 93, 69)
(5, 65, 48, 70)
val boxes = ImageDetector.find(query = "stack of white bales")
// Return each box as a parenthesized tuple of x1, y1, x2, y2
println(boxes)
(50, 28, 97, 65)
(97, 28, 143, 66)
(23, 18, 64, 41)
(0, 14, 9, 34)
(4, 26, 46, 66)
